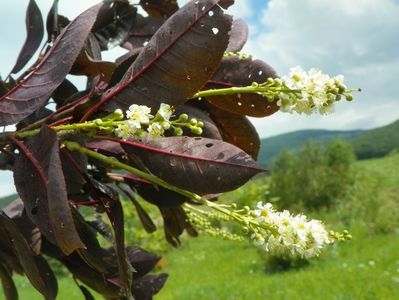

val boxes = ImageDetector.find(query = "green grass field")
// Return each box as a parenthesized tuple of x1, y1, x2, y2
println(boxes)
(1, 154, 399, 299)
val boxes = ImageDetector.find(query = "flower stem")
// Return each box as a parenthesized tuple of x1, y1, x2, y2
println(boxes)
(193, 84, 296, 99)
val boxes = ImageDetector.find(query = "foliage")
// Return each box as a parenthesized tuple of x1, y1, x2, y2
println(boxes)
(336, 153, 399, 234)
(352, 119, 399, 159)
(258, 118, 399, 166)
(270, 139, 355, 210)
(258, 129, 362, 166)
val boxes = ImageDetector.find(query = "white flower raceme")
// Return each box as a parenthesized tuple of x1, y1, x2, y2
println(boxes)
(249, 202, 331, 258)
(277, 66, 349, 115)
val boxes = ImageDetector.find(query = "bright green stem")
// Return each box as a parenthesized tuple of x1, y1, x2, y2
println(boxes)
(63, 140, 203, 201)
(62, 140, 266, 229)
(193, 85, 296, 99)
(15, 120, 123, 139)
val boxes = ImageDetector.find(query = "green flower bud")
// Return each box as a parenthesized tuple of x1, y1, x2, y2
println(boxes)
(197, 121, 204, 128)
(345, 95, 353, 101)
(174, 127, 183, 136)
(178, 113, 189, 121)
(191, 127, 203, 135)
(190, 118, 198, 125)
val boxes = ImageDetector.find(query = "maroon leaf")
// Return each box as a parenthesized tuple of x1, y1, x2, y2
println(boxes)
(46, 1, 70, 42)
(13, 126, 85, 255)
(84, 0, 234, 119)
(92, 0, 137, 50)
(206, 56, 279, 117)
(0, 212, 58, 300)
(119, 186, 157, 233)
(52, 79, 79, 107)
(226, 18, 248, 52)
(106, 198, 133, 298)
(139, 0, 179, 18)
(10, 0, 44, 74)
(123, 15, 165, 51)
(127, 246, 161, 278)
(77, 285, 95, 300)
(132, 273, 168, 300)
(120, 136, 264, 194)
(159, 206, 197, 246)
(0, 3, 103, 126)
(207, 103, 260, 159)
(0, 263, 18, 300)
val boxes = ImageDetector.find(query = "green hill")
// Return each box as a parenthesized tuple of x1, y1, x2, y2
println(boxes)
(259, 119, 399, 165)
(0, 194, 17, 209)
(352, 119, 399, 159)
(259, 129, 363, 165)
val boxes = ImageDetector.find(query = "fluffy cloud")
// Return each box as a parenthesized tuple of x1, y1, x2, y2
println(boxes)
(245, 0, 399, 136)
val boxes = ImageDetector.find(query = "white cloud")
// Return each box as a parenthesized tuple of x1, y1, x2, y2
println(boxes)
(244, 0, 399, 137)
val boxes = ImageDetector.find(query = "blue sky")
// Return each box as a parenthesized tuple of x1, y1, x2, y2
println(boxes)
(1, 0, 398, 196)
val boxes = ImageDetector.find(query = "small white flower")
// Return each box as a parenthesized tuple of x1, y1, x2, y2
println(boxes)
(126, 104, 153, 124)
(158, 103, 174, 121)
(147, 122, 164, 137)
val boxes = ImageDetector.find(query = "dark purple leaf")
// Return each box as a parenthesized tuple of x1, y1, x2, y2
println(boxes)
(0, 212, 58, 300)
(119, 186, 157, 233)
(0, 79, 8, 97)
(86, 139, 125, 156)
(52, 79, 79, 107)
(132, 273, 168, 300)
(121, 136, 264, 194)
(77, 285, 96, 300)
(57, 253, 120, 298)
(12, 215, 42, 255)
(159, 206, 197, 246)
(60, 148, 87, 196)
(15, 107, 52, 130)
(226, 18, 248, 52)
(13, 126, 85, 255)
(140, 0, 179, 18)
(108, 48, 142, 89)
(105, 197, 133, 298)
(10, 0, 44, 74)
(84, 0, 234, 119)
(123, 14, 165, 51)
(207, 103, 260, 159)
(0, 263, 18, 300)
(135, 184, 189, 208)
(206, 56, 279, 117)
(92, 0, 137, 50)
(46, 1, 70, 42)
(0, 3, 103, 126)
(127, 246, 161, 278)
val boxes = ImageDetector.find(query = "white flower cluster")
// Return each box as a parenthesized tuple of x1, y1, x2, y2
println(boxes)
(277, 66, 349, 115)
(114, 103, 174, 139)
(249, 202, 331, 258)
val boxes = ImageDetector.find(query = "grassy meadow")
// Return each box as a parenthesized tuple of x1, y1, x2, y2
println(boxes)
(1, 153, 399, 299)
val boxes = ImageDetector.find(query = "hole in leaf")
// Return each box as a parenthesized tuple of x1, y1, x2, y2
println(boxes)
(205, 143, 213, 148)
(258, 70, 263, 75)
(212, 28, 219, 35)
(31, 206, 38, 215)
(237, 102, 242, 106)
(208, 10, 214, 16)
